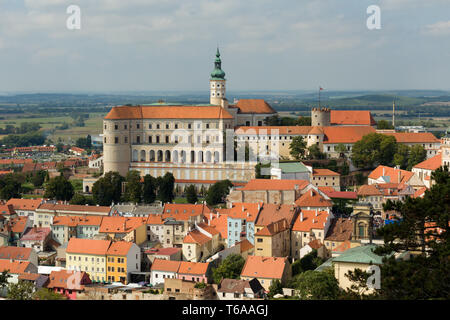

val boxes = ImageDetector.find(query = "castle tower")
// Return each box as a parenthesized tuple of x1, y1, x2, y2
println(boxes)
(210, 48, 226, 105)
(311, 107, 331, 127)
(103, 119, 131, 176)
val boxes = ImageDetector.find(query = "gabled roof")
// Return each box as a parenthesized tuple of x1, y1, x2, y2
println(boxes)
(178, 261, 209, 275)
(292, 210, 329, 232)
(0, 260, 32, 274)
(204, 213, 228, 239)
(357, 184, 383, 196)
(183, 229, 211, 245)
(0, 204, 16, 216)
(0, 246, 33, 261)
(241, 256, 288, 279)
(384, 132, 440, 143)
(233, 99, 276, 114)
(255, 219, 289, 236)
(295, 189, 333, 208)
(330, 110, 376, 126)
(332, 244, 384, 264)
(368, 165, 414, 184)
(66, 238, 111, 256)
(413, 153, 442, 170)
(106, 241, 134, 256)
(240, 179, 309, 191)
(237, 239, 254, 253)
(105, 105, 233, 120)
(322, 126, 376, 144)
(325, 218, 353, 242)
(145, 247, 181, 256)
(99, 216, 146, 233)
(255, 203, 298, 227)
(413, 187, 427, 198)
(20, 227, 50, 241)
(8, 216, 29, 233)
(6, 198, 43, 211)
(47, 270, 90, 290)
(146, 214, 164, 225)
(215, 202, 261, 222)
(313, 168, 340, 176)
(150, 258, 181, 273)
(218, 278, 263, 294)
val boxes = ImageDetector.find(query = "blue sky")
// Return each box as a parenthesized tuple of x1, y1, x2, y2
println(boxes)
(0, 0, 449, 92)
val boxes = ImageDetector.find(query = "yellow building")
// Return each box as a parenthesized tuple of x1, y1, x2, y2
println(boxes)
(106, 241, 141, 284)
(66, 238, 111, 283)
(254, 219, 291, 258)
(99, 216, 147, 245)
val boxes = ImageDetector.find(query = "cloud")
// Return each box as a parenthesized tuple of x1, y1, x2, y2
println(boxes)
(423, 20, 450, 36)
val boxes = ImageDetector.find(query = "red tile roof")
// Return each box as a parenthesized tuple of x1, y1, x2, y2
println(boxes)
(292, 210, 329, 232)
(146, 214, 164, 225)
(145, 247, 181, 256)
(99, 216, 146, 233)
(414, 187, 427, 198)
(66, 238, 111, 255)
(413, 153, 442, 170)
(235, 126, 312, 135)
(322, 126, 376, 144)
(368, 165, 414, 184)
(295, 189, 333, 208)
(313, 168, 340, 176)
(320, 189, 358, 200)
(233, 99, 276, 114)
(256, 203, 298, 227)
(357, 184, 383, 196)
(106, 241, 134, 256)
(20, 227, 50, 241)
(241, 256, 288, 279)
(0, 260, 32, 274)
(325, 218, 353, 241)
(0, 159, 33, 165)
(162, 203, 212, 221)
(150, 258, 181, 273)
(0, 246, 32, 261)
(178, 261, 209, 275)
(255, 219, 289, 236)
(8, 216, 29, 233)
(215, 202, 261, 222)
(52, 215, 103, 227)
(105, 105, 233, 120)
(47, 270, 90, 290)
(6, 198, 43, 211)
(183, 229, 211, 245)
(237, 239, 254, 253)
(330, 110, 376, 126)
(240, 179, 309, 191)
(384, 132, 440, 143)
(0, 204, 16, 216)
(204, 213, 228, 239)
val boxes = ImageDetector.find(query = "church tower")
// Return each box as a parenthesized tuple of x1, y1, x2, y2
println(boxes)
(210, 48, 226, 105)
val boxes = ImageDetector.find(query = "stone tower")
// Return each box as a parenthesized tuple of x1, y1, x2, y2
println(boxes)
(103, 119, 131, 176)
(311, 107, 331, 127)
(210, 48, 226, 105)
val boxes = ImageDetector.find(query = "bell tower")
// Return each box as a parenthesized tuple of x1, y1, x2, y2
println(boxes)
(210, 48, 226, 105)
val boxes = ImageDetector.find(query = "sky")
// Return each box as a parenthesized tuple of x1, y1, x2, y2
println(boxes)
(0, 0, 449, 93)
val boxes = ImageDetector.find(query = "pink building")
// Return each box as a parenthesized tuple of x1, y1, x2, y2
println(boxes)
(176, 261, 210, 283)
(47, 270, 91, 300)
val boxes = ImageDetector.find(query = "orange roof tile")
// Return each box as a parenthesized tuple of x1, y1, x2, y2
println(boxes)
(332, 240, 352, 253)
(384, 132, 440, 143)
(313, 168, 340, 176)
(0, 246, 32, 260)
(233, 99, 276, 114)
(255, 219, 289, 236)
(183, 229, 211, 245)
(99, 216, 146, 233)
(204, 213, 228, 239)
(413, 153, 442, 170)
(47, 270, 90, 290)
(241, 256, 288, 279)
(52, 215, 103, 227)
(8, 216, 29, 233)
(414, 187, 427, 198)
(178, 261, 209, 275)
(292, 210, 329, 232)
(150, 258, 181, 273)
(6, 198, 43, 211)
(357, 185, 383, 196)
(106, 241, 134, 256)
(215, 202, 261, 222)
(0, 260, 32, 274)
(18, 273, 41, 281)
(197, 223, 220, 236)
(37, 203, 111, 214)
(237, 239, 254, 253)
(0, 159, 33, 165)
(330, 110, 376, 126)
(235, 126, 312, 135)
(308, 126, 324, 135)
(368, 165, 414, 184)
(146, 214, 164, 225)
(256, 203, 298, 227)
(295, 189, 333, 208)
(0, 204, 16, 216)
(66, 238, 111, 255)
(240, 179, 309, 191)
(105, 105, 233, 120)
(322, 126, 376, 144)
(162, 203, 212, 221)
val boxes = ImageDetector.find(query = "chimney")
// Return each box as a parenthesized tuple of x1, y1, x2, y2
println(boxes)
(315, 209, 318, 217)
(247, 212, 249, 218)
(242, 205, 244, 212)
(382, 167, 385, 176)
(210, 213, 212, 221)
(216, 212, 219, 218)
(257, 203, 260, 211)
(300, 211, 303, 222)
(310, 190, 313, 197)
(398, 170, 401, 183)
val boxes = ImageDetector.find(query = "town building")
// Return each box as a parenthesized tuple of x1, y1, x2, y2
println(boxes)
(18, 227, 52, 253)
(0, 246, 39, 267)
(47, 270, 91, 300)
(368, 165, 424, 189)
(216, 278, 265, 300)
(99, 216, 147, 245)
(324, 218, 354, 257)
(5, 198, 43, 222)
(311, 168, 341, 191)
(51, 215, 104, 245)
(240, 256, 291, 291)
(106, 241, 141, 284)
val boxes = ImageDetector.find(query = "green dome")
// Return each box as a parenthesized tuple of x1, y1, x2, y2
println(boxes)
(210, 48, 226, 80)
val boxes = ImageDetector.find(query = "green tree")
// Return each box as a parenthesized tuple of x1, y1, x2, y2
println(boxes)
(92, 171, 124, 206)
(393, 144, 410, 169)
(142, 174, 156, 204)
(7, 280, 35, 300)
(296, 116, 312, 126)
(268, 279, 283, 298)
(0, 270, 10, 293)
(33, 288, 66, 300)
(31, 170, 47, 187)
(124, 170, 142, 203)
(44, 176, 74, 201)
(308, 144, 326, 160)
(335, 144, 348, 157)
(0, 174, 22, 200)
(56, 143, 64, 153)
(293, 269, 340, 300)
(377, 120, 394, 130)
(186, 185, 199, 204)
(212, 254, 246, 284)
(69, 193, 94, 205)
(289, 136, 307, 160)
(157, 172, 175, 204)
(206, 180, 233, 206)
(407, 145, 427, 171)
(291, 249, 324, 276)
(351, 133, 397, 169)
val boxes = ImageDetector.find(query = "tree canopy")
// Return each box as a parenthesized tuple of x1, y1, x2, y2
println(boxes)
(212, 254, 246, 284)
(92, 171, 124, 206)
(289, 136, 307, 160)
(206, 180, 233, 206)
(44, 175, 74, 201)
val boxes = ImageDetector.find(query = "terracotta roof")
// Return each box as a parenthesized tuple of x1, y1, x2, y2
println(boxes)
(413, 153, 442, 170)
(0, 204, 16, 216)
(233, 99, 276, 114)
(150, 258, 181, 273)
(99, 216, 146, 233)
(52, 215, 103, 227)
(204, 213, 228, 239)
(178, 261, 209, 275)
(320, 190, 358, 200)
(66, 238, 111, 255)
(105, 105, 233, 120)
(295, 189, 333, 208)
(218, 278, 255, 294)
(146, 214, 164, 225)
(332, 240, 352, 253)
(20, 227, 50, 241)
(384, 132, 440, 143)
(292, 210, 329, 232)
(37, 203, 111, 214)
(255, 219, 289, 236)
(330, 110, 376, 126)
(322, 126, 376, 144)
(313, 168, 340, 176)
(197, 223, 220, 236)
(240, 179, 309, 191)
(325, 218, 353, 241)
(237, 239, 254, 253)
(241, 256, 288, 279)
(145, 247, 181, 256)
(6, 198, 43, 211)
(47, 270, 90, 290)
(215, 202, 261, 222)
(8, 216, 29, 233)
(256, 203, 298, 227)
(357, 184, 383, 196)
(414, 187, 427, 198)
(308, 239, 324, 250)
(18, 273, 41, 281)
(0, 260, 32, 274)
(308, 126, 324, 135)
(368, 165, 414, 184)
(183, 229, 211, 245)
(0, 246, 32, 260)
(106, 241, 134, 256)
(0, 159, 33, 165)
(162, 203, 212, 221)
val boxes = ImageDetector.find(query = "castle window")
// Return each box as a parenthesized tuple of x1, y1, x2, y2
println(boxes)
(124, 137, 128, 143)
(156, 136, 160, 143)
(114, 137, 118, 144)
(137, 123, 140, 129)
(165, 136, 169, 143)
(217, 92, 220, 96)
(149, 124, 152, 129)
(258, 121, 262, 126)
(104, 124, 107, 129)
(212, 93, 215, 96)
(188, 123, 192, 129)
(175, 123, 178, 129)
(156, 124, 160, 129)
(124, 124, 127, 130)
(104, 137, 107, 143)
(206, 123, 210, 129)
(114, 125, 118, 130)
(217, 84, 220, 88)
(166, 123, 169, 129)
(149, 136, 152, 143)
(137, 136, 140, 143)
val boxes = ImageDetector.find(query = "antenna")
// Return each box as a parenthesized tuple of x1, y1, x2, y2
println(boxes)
(392, 98, 395, 128)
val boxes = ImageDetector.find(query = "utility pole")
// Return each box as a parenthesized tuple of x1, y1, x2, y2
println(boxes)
(392, 99, 395, 128)
(318, 87, 323, 108)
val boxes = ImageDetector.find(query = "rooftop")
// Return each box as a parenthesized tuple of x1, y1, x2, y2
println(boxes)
(241, 256, 288, 280)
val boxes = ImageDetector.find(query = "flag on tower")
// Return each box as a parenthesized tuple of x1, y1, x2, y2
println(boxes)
(319, 87, 324, 91)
